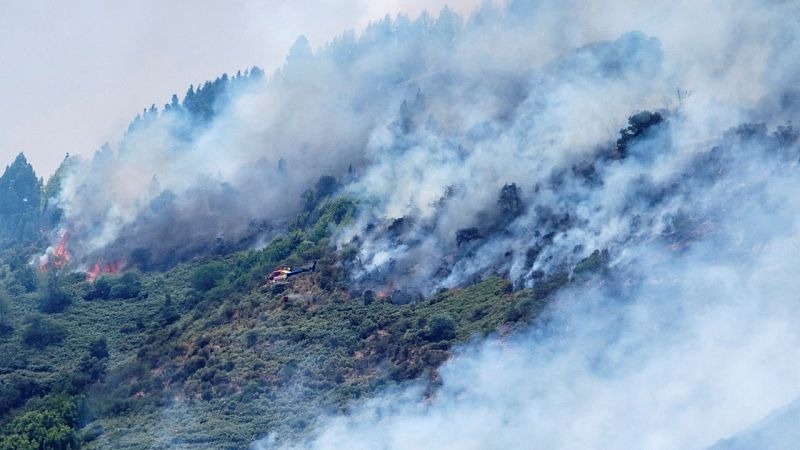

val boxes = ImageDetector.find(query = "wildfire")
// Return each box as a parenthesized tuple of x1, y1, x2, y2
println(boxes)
(374, 281, 394, 300)
(38, 232, 71, 271)
(86, 259, 125, 283)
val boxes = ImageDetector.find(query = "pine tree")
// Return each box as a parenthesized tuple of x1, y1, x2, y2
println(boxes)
(0, 153, 42, 247)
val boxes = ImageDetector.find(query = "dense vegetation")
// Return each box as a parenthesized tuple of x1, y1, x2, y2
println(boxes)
(0, 66, 632, 447)
(0, 105, 693, 449)
(0, 155, 602, 447)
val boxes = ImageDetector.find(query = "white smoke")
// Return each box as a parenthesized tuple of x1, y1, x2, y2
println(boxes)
(265, 127, 800, 449)
(51, 0, 799, 279)
(235, 0, 800, 448)
(43, 2, 800, 445)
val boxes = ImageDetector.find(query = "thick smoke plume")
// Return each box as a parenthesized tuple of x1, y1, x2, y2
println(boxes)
(263, 111, 800, 447)
(37, 0, 800, 447)
(232, 0, 799, 448)
(50, 0, 798, 289)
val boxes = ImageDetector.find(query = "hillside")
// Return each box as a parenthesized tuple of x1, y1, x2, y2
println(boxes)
(2, 1, 800, 449)
(0, 192, 575, 448)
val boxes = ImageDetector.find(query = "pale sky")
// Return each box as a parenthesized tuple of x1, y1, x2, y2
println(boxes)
(0, 0, 484, 177)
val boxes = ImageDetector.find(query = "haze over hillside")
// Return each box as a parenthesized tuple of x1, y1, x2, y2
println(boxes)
(1, 0, 799, 449)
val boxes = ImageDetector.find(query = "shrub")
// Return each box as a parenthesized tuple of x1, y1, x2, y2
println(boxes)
(245, 330, 258, 348)
(0, 375, 42, 414)
(340, 245, 359, 263)
(315, 175, 339, 199)
(0, 395, 80, 450)
(37, 273, 72, 313)
(110, 272, 141, 299)
(191, 262, 227, 292)
(572, 249, 608, 277)
(425, 314, 456, 341)
(84, 276, 112, 300)
(14, 265, 38, 292)
(38, 289, 72, 313)
(22, 316, 67, 348)
(89, 338, 109, 359)
(0, 288, 12, 335)
(160, 294, 179, 325)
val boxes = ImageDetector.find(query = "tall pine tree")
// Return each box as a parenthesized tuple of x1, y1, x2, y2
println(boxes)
(0, 153, 42, 247)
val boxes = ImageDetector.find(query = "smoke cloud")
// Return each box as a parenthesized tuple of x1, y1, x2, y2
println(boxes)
(234, 0, 800, 448)
(40, 1, 800, 445)
(50, 0, 799, 281)
(266, 123, 800, 447)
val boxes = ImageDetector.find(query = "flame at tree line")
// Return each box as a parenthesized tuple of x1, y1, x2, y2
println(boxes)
(37, 231, 70, 271)
(34, 230, 125, 282)
(86, 259, 125, 283)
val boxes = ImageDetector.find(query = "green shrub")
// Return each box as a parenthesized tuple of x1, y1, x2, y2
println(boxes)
(0, 395, 79, 450)
(14, 265, 37, 293)
(37, 274, 72, 313)
(425, 314, 456, 341)
(84, 276, 112, 300)
(0, 288, 12, 335)
(191, 262, 227, 291)
(160, 294, 179, 325)
(0, 375, 42, 415)
(245, 330, 258, 347)
(22, 316, 67, 349)
(89, 338, 109, 359)
(110, 272, 142, 299)
(572, 249, 609, 277)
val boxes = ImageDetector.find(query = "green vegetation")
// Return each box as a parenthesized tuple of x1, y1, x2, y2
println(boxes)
(0, 394, 81, 450)
(0, 154, 42, 249)
(84, 273, 142, 301)
(0, 182, 597, 448)
(38, 272, 73, 313)
(21, 316, 67, 349)
(190, 262, 227, 292)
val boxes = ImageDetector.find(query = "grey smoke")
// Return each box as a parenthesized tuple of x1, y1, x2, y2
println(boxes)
(241, 0, 799, 448)
(266, 125, 800, 449)
(42, 1, 800, 446)
(47, 0, 764, 276)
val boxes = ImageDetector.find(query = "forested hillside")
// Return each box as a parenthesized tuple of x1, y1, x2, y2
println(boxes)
(0, 167, 575, 448)
(2, 1, 800, 449)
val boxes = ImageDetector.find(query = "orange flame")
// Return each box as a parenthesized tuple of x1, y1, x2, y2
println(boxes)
(38, 232, 70, 271)
(52, 234, 70, 268)
(86, 259, 125, 283)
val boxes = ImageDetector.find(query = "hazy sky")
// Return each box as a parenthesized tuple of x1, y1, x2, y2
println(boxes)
(0, 0, 484, 177)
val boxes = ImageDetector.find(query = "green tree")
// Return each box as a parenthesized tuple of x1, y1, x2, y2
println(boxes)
(191, 262, 227, 291)
(88, 338, 109, 359)
(426, 314, 456, 341)
(37, 271, 72, 313)
(13, 265, 38, 293)
(41, 155, 74, 228)
(21, 316, 66, 349)
(160, 293, 179, 325)
(0, 287, 12, 334)
(498, 183, 523, 225)
(314, 175, 339, 199)
(0, 153, 42, 247)
(129, 247, 151, 271)
(0, 395, 79, 450)
(109, 272, 141, 299)
(84, 276, 111, 300)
